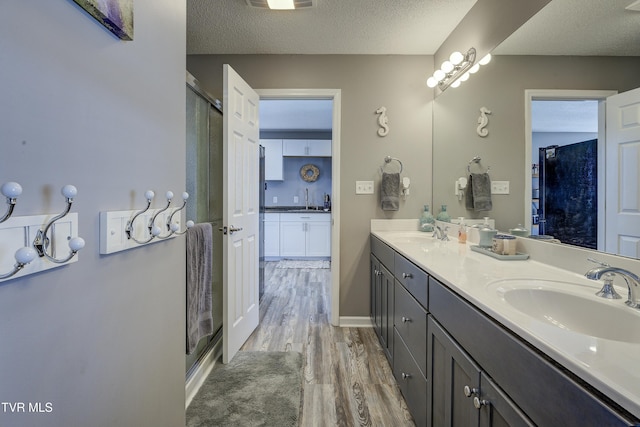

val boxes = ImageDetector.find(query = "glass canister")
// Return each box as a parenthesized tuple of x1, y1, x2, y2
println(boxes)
(419, 205, 435, 232)
(436, 205, 451, 222)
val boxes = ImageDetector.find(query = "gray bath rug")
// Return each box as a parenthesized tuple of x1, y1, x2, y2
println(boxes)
(186, 351, 303, 427)
(276, 260, 330, 269)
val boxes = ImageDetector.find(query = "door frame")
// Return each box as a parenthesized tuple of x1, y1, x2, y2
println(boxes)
(524, 89, 617, 250)
(257, 88, 342, 327)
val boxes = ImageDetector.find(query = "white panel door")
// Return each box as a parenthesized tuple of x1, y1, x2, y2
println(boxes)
(605, 88, 640, 257)
(222, 65, 260, 363)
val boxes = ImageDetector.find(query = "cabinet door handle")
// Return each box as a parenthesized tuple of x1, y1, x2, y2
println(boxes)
(401, 316, 411, 323)
(473, 397, 489, 409)
(402, 272, 413, 279)
(401, 372, 411, 380)
(463, 385, 479, 397)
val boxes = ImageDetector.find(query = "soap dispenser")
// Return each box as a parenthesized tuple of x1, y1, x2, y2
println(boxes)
(457, 217, 467, 244)
(419, 204, 435, 232)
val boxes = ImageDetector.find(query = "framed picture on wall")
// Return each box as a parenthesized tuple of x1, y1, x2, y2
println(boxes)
(73, 0, 134, 41)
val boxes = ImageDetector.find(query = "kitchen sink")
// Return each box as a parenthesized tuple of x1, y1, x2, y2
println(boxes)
(487, 279, 640, 343)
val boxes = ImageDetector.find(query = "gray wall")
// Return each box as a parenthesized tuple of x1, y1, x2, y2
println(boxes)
(1, 2, 186, 426)
(433, 55, 640, 231)
(187, 55, 434, 317)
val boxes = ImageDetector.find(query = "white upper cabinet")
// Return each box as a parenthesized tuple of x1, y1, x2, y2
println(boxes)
(282, 139, 332, 157)
(261, 139, 284, 181)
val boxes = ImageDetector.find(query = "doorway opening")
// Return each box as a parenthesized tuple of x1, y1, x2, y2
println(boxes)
(257, 89, 341, 326)
(524, 90, 617, 251)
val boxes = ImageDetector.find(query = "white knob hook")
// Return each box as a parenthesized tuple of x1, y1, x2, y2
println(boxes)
(166, 192, 193, 236)
(33, 185, 85, 264)
(1, 181, 23, 223)
(126, 190, 157, 244)
(0, 247, 37, 280)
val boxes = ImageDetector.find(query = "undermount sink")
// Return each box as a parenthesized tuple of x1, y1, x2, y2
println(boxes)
(487, 279, 640, 343)
(384, 232, 438, 244)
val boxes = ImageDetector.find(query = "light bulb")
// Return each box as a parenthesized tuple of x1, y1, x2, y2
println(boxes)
(450, 79, 462, 88)
(468, 64, 480, 74)
(433, 69, 446, 81)
(441, 61, 454, 73)
(1, 182, 22, 199)
(61, 185, 78, 199)
(449, 51, 464, 65)
(426, 77, 438, 88)
(68, 237, 85, 252)
(479, 53, 492, 65)
(144, 190, 155, 201)
(14, 247, 37, 265)
(459, 72, 470, 82)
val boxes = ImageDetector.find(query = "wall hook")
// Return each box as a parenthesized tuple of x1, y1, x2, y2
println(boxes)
(33, 185, 86, 264)
(161, 192, 193, 237)
(147, 191, 175, 239)
(126, 190, 158, 244)
(0, 247, 37, 280)
(1, 181, 23, 223)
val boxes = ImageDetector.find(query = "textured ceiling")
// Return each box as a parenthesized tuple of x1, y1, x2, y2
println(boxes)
(187, 0, 640, 56)
(187, 0, 477, 54)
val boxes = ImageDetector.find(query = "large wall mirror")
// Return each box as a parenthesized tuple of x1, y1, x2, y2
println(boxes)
(432, 0, 640, 259)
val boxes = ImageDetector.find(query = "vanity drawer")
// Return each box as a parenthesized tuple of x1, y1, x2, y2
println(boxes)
(394, 253, 428, 308)
(394, 279, 427, 377)
(393, 329, 427, 427)
(428, 276, 639, 427)
(371, 235, 394, 271)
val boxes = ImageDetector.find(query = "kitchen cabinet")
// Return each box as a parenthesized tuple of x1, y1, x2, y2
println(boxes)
(264, 213, 280, 257)
(261, 139, 283, 180)
(282, 139, 331, 157)
(279, 213, 330, 257)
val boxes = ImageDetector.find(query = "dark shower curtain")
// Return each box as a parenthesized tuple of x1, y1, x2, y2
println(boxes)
(538, 139, 597, 249)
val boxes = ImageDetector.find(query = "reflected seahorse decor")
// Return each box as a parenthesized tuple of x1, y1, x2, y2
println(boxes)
(376, 106, 389, 137)
(477, 107, 492, 137)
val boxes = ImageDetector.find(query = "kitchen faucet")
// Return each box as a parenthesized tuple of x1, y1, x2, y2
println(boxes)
(585, 259, 640, 309)
(305, 188, 309, 210)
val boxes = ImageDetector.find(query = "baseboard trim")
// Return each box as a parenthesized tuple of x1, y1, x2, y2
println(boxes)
(185, 338, 222, 408)
(339, 316, 374, 328)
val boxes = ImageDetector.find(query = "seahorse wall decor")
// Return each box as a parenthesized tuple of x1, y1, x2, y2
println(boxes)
(477, 106, 492, 137)
(376, 106, 389, 137)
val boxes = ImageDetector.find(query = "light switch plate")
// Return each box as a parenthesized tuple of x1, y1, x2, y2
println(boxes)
(356, 181, 374, 194)
(491, 181, 510, 194)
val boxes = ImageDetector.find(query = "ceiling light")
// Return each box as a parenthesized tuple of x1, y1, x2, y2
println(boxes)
(267, 0, 295, 9)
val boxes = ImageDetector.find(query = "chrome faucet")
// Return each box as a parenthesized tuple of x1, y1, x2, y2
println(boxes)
(585, 259, 640, 309)
(305, 188, 309, 210)
(433, 225, 449, 241)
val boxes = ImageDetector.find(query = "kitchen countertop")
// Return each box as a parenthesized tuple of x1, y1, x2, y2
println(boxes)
(371, 227, 640, 420)
(264, 206, 330, 213)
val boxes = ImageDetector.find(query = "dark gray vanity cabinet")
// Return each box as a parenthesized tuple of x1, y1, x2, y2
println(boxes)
(370, 236, 395, 362)
(427, 316, 534, 427)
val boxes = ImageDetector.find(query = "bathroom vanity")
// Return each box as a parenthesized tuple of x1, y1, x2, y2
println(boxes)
(370, 223, 640, 427)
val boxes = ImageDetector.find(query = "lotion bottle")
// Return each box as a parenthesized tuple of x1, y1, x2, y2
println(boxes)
(458, 217, 467, 244)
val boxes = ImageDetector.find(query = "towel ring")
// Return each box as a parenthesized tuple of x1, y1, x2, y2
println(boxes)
(467, 156, 490, 174)
(381, 156, 403, 174)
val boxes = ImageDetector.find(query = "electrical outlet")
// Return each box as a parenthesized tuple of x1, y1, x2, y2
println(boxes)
(356, 181, 374, 194)
(491, 181, 510, 194)
(272, 196, 278, 204)
(293, 196, 299, 203)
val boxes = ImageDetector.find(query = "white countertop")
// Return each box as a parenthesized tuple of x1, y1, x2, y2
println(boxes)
(371, 225, 640, 419)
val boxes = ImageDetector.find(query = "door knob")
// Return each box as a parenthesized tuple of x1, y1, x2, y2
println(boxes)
(228, 225, 243, 234)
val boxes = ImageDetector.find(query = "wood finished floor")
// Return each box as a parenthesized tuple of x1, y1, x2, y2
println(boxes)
(241, 262, 415, 427)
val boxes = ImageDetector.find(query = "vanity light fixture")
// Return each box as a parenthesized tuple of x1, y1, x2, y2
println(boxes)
(267, 0, 295, 9)
(427, 48, 492, 91)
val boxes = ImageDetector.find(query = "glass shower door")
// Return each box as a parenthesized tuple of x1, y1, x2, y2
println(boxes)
(185, 84, 223, 375)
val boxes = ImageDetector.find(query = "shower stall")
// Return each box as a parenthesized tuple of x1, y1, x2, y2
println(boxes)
(185, 73, 224, 376)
